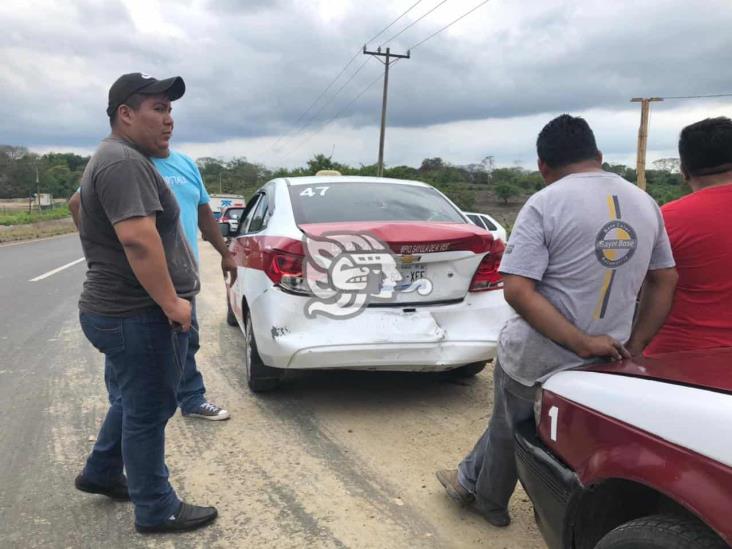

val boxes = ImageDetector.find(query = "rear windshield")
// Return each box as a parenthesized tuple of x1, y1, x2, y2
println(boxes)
(288, 182, 465, 224)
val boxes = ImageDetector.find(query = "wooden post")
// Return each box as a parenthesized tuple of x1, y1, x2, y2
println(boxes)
(363, 46, 410, 177)
(631, 97, 663, 190)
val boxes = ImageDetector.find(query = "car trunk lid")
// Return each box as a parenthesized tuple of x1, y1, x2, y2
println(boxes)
(585, 347, 732, 394)
(298, 221, 503, 304)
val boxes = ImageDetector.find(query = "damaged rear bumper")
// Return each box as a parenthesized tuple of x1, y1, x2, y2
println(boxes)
(249, 287, 513, 370)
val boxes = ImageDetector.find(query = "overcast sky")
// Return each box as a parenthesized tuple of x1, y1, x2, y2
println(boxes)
(1, 0, 731, 169)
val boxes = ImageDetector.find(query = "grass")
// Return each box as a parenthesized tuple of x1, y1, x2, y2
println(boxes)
(0, 218, 76, 244)
(0, 205, 71, 226)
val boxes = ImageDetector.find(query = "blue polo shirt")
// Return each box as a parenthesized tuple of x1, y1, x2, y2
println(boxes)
(152, 151, 210, 262)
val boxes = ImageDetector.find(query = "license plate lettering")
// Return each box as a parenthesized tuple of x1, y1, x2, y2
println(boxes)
(396, 263, 426, 290)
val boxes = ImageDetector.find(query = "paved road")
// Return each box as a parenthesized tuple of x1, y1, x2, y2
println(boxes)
(0, 234, 543, 548)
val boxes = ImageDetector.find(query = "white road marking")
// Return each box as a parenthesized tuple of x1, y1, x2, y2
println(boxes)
(29, 257, 85, 282)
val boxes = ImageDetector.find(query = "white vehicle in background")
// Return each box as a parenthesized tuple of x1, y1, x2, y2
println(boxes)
(218, 206, 245, 234)
(464, 211, 507, 244)
(220, 175, 513, 391)
(209, 193, 245, 220)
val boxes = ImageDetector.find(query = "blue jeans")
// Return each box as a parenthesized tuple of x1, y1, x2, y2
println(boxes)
(177, 300, 207, 414)
(79, 308, 188, 527)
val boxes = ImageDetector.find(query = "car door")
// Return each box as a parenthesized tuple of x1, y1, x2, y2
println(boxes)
(230, 193, 272, 318)
(227, 194, 262, 320)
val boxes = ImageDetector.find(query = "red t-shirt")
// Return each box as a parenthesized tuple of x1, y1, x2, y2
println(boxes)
(645, 182, 732, 355)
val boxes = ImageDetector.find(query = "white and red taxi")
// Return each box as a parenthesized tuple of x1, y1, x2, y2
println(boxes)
(220, 175, 512, 391)
(515, 347, 732, 549)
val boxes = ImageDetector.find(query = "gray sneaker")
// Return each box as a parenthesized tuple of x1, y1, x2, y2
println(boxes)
(436, 469, 474, 506)
(183, 402, 231, 421)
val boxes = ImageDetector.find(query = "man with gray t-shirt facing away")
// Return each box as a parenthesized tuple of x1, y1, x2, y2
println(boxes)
(437, 115, 678, 527)
(73, 73, 217, 534)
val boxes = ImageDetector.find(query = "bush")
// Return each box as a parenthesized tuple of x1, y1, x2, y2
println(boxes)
(495, 182, 521, 204)
(0, 205, 70, 226)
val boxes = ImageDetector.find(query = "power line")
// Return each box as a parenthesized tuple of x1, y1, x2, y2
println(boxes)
(284, 66, 390, 161)
(366, 0, 424, 45)
(409, 0, 493, 50)
(661, 93, 732, 100)
(270, 51, 361, 149)
(277, 57, 374, 154)
(280, 0, 497, 164)
(271, 1, 424, 151)
(285, 71, 384, 160)
(381, 0, 449, 46)
(330, 69, 392, 124)
(287, 57, 408, 160)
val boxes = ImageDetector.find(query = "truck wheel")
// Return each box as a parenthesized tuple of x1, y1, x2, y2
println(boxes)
(447, 362, 486, 378)
(226, 294, 237, 326)
(244, 313, 281, 392)
(595, 514, 726, 549)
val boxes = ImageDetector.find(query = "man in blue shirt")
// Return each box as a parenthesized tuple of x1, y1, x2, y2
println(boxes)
(152, 150, 236, 420)
(70, 151, 236, 420)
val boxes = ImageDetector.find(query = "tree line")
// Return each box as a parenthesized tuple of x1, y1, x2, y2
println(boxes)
(0, 145, 688, 210)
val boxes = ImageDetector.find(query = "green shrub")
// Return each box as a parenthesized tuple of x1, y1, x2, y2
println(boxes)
(0, 205, 70, 226)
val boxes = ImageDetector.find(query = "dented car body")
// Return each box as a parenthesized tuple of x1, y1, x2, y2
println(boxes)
(221, 175, 513, 391)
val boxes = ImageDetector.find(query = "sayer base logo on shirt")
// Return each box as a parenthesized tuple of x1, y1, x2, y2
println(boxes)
(595, 194, 638, 268)
(595, 220, 638, 268)
(302, 232, 433, 319)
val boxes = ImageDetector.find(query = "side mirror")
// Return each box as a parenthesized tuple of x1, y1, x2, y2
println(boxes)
(218, 222, 230, 237)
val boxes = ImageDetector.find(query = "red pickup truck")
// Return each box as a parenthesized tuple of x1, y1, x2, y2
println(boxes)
(515, 347, 732, 549)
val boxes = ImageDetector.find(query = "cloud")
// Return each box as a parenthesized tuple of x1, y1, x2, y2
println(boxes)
(1, 0, 731, 166)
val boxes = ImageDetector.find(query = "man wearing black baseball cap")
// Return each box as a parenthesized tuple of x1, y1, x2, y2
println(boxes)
(106, 72, 185, 117)
(74, 73, 217, 533)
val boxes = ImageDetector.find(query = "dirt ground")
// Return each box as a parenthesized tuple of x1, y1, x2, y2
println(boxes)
(471, 192, 527, 233)
(99, 242, 543, 547)
(4, 234, 544, 548)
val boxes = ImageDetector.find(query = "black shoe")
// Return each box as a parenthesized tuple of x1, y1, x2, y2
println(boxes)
(75, 473, 130, 501)
(135, 502, 218, 534)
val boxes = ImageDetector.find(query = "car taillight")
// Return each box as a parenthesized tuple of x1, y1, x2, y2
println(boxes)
(469, 239, 504, 292)
(264, 250, 311, 295)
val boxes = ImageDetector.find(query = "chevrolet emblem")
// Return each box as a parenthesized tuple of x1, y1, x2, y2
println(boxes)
(400, 254, 421, 264)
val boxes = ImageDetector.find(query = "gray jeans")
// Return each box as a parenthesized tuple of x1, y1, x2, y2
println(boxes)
(457, 360, 535, 512)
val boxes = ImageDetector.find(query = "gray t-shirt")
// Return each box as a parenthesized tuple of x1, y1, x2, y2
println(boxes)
(497, 171, 675, 386)
(78, 136, 199, 316)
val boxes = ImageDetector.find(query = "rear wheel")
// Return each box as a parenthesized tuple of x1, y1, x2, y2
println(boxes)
(244, 313, 281, 392)
(595, 514, 727, 549)
(447, 362, 486, 378)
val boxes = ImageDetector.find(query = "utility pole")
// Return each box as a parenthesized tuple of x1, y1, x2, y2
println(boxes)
(35, 164, 40, 210)
(630, 97, 663, 190)
(363, 45, 410, 177)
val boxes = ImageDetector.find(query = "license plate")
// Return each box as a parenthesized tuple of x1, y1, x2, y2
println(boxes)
(395, 263, 426, 290)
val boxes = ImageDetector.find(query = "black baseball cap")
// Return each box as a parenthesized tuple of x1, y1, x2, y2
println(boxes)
(106, 72, 186, 117)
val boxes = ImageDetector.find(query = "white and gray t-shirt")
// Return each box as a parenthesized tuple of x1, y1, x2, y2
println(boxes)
(497, 171, 675, 386)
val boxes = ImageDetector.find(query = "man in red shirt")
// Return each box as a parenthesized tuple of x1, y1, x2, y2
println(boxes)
(645, 117, 732, 355)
